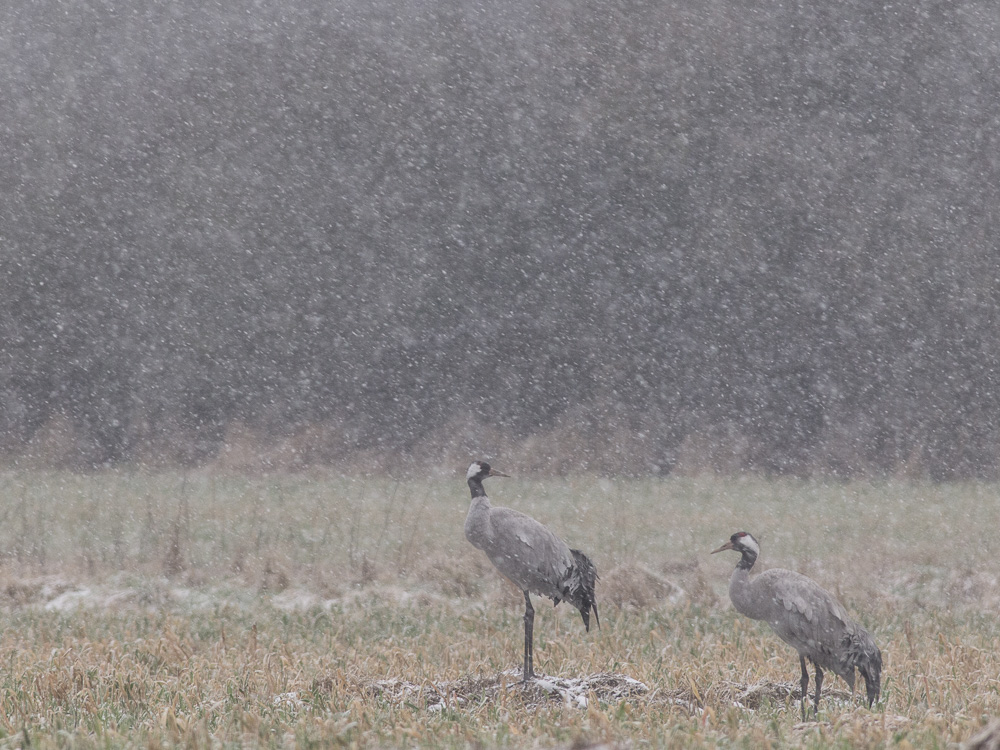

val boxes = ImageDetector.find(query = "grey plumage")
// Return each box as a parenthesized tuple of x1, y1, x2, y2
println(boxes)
(464, 461, 599, 681)
(713, 531, 882, 719)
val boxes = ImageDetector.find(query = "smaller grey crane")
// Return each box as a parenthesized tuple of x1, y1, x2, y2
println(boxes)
(464, 461, 599, 682)
(713, 531, 881, 719)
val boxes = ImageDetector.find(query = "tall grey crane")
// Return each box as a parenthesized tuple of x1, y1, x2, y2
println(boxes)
(712, 531, 881, 719)
(464, 461, 599, 682)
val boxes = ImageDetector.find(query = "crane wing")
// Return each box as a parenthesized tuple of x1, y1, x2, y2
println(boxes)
(758, 569, 855, 658)
(763, 569, 851, 625)
(481, 507, 574, 598)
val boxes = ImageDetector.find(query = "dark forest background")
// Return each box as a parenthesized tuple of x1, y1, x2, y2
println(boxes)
(2, 0, 999, 478)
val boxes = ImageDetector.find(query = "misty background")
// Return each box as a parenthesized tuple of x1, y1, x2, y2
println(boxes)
(1, 0, 998, 478)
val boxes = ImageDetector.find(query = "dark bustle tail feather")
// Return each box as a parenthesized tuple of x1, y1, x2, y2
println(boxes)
(847, 628, 882, 707)
(859, 643, 882, 707)
(564, 548, 600, 632)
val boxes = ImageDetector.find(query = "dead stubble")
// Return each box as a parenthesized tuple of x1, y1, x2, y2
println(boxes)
(0, 471, 998, 747)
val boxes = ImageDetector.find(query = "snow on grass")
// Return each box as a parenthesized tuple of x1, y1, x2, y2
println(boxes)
(352, 669, 649, 712)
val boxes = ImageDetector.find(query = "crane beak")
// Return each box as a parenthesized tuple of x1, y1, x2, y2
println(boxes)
(488, 468, 510, 477)
(711, 540, 735, 554)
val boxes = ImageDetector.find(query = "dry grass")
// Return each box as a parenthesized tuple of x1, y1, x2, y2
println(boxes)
(0, 470, 998, 747)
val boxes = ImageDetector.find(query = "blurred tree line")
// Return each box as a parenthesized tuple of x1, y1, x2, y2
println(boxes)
(1, 0, 999, 478)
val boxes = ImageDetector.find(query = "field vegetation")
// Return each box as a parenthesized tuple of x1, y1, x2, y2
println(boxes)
(0, 470, 998, 748)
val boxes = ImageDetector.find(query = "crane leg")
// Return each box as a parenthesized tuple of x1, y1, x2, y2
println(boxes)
(799, 655, 809, 721)
(813, 665, 824, 717)
(522, 591, 536, 682)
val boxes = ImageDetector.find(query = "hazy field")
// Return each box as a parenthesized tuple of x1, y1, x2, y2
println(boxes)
(0, 470, 998, 748)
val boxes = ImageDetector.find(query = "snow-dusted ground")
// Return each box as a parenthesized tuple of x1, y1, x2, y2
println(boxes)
(1, 574, 442, 614)
(357, 669, 649, 711)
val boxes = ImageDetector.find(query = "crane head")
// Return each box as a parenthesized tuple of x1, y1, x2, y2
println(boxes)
(467, 460, 510, 481)
(712, 531, 759, 557)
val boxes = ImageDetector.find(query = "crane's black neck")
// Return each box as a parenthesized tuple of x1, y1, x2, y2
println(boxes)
(468, 476, 487, 498)
(737, 548, 757, 571)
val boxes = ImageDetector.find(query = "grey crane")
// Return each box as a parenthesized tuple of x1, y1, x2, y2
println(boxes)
(712, 531, 882, 719)
(464, 460, 599, 682)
